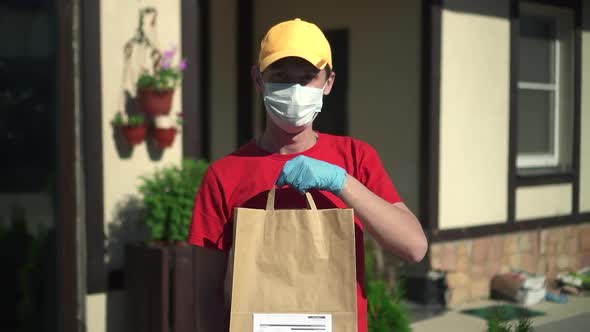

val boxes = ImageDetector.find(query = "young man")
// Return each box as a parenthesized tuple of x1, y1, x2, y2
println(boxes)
(189, 18, 427, 332)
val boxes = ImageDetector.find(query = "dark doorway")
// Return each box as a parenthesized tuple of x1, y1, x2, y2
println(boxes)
(315, 28, 349, 136)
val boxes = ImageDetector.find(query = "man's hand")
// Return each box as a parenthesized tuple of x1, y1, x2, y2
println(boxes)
(277, 155, 348, 194)
(277, 156, 428, 262)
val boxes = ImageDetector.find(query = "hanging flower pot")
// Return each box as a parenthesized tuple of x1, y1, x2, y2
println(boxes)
(122, 125, 148, 145)
(136, 45, 186, 117)
(153, 116, 179, 148)
(112, 113, 147, 145)
(137, 88, 174, 116)
(153, 127, 177, 148)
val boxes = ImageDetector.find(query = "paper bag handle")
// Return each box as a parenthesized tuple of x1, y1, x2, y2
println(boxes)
(265, 186, 328, 258)
(266, 187, 318, 211)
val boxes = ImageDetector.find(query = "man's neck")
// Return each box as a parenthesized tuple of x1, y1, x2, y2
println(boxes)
(259, 125, 317, 155)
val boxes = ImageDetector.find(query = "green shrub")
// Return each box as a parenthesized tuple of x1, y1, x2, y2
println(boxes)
(368, 279, 412, 332)
(138, 159, 209, 242)
(486, 309, 534, 332)
(366, 240, 413, 332)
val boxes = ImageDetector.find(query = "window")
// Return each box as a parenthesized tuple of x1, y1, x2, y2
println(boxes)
(517, 3, 574, 172)
(0, 4, 56, 192)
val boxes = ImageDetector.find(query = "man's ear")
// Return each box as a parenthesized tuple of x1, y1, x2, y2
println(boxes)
(323, 71, 336, 95)
(251, 65, 264, 93)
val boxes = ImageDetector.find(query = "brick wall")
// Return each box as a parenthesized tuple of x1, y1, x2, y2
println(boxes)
(429, 223, 590, 307)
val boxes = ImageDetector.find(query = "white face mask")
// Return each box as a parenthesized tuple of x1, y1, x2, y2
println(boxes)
(263, 82, 326, 134)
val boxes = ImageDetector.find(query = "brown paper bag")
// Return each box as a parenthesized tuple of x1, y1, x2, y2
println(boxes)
(227, 187, 358, 332)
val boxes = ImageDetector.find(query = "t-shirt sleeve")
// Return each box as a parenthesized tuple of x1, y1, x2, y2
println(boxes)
(355, 141, 402, 204)
(188, 166, 230, 250)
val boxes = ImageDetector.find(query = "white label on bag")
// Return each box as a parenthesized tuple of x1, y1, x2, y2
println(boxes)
(253, 313, 332, 332)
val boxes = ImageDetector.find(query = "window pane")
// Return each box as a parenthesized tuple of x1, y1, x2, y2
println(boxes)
(517, 89, 554, 154)
(519, 14, 556, 83)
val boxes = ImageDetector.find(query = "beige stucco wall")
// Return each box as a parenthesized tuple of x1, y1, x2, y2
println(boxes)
(438, 1, 511, 230)
(87, 294, 106, 332)
(252, 0, 422, 212)
(581, 3, 590, 213)
(87, 292, 125, 332)
(101, 0, 182, 269)
(516, 184, 573, 220)
(209, 0, 238, 161)
(89, 1, 183, 332)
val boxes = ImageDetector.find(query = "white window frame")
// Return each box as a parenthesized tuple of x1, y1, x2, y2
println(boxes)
(516, 3, 571, 169)
(516, 77, 560, 168)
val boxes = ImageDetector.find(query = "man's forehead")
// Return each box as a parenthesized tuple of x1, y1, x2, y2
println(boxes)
(265, 57, 319, 73)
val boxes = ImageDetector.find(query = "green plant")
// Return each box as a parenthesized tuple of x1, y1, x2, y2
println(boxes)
(568, 271, 590, 289)
(367, 279, 412, 332)
(486, 308, 534, 332)
(138, 159, 209, 242)
(137, 45, 186, 91)
(176, 112, 184, 127)
(366, 240, 413, 332)
(111, 112, 145, 127)
(515, 317, 534, 332)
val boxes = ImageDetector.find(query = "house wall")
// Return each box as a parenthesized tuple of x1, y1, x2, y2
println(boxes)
(438, 0, 510, 229)
(430, 222, 590, 307)
(88, 1, 183, 332)
(431, 1, 590, 308)
(87, 291, 126, 332)
(87, 294, 106, 332)
(516, 184, 573, 220)
(581, 1, 590, 213)
(438, 0, 587, 229)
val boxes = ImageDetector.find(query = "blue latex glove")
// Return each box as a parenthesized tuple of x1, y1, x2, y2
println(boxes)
(277, 155, 348, 195)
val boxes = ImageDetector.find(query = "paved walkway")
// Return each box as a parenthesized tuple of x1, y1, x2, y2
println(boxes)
(411, 293, 590, 332)
(535, 312, 590, 332)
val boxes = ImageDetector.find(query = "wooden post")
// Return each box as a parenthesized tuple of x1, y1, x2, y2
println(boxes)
(126, 244, 170, 332)
(171, 245, 197, 332)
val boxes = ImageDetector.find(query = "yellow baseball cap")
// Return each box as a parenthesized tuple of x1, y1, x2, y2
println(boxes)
(258, 18, 332, 72)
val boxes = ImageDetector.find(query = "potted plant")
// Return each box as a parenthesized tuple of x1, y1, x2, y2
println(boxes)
(136, 45, 186, 116)
(112, 112, 147, 145)
(125, 159, 209, 332)
(366, 240, 413, 332)
(152, 114, 182, 148)
(138, 158, 207, 242)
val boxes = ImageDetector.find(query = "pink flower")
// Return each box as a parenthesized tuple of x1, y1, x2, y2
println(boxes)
(164, 45, 177, 60)
(179, 59, 187, 71)
(161, 57, 171, 69)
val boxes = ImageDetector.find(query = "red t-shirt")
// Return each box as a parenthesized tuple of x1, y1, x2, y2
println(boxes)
(188, 132, 402, 332)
